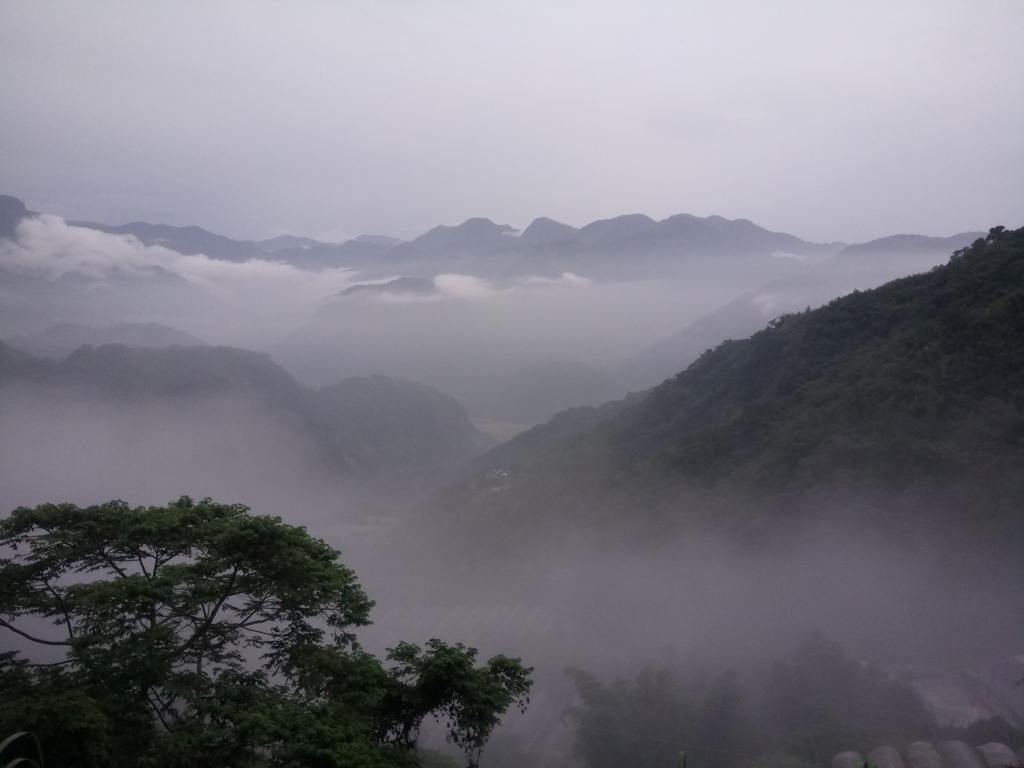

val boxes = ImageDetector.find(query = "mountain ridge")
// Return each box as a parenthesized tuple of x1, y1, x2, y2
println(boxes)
(3, 193, 977, 281)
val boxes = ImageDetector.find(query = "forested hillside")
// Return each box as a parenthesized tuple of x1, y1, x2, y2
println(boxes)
(0, 342, 487, 475)
(427, 226, 1024, 554)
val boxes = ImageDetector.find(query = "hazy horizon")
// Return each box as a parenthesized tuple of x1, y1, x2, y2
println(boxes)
(2, 4, 1023, 765)
(2, 2, 1021, 244)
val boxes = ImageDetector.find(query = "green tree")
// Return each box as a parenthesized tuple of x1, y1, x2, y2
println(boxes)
(0, 497, 531, 768)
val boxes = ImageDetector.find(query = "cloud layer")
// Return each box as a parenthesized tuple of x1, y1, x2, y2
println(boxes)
(2, 2, 1021, 243)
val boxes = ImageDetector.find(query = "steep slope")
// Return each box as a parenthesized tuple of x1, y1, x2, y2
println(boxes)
(426, 226, 1024, 552)
(610, 226, 1023, 491)
(621, 230, 983, 390)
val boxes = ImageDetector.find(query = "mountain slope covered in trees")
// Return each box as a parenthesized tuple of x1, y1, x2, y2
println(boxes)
(427, 226, 1024, 554)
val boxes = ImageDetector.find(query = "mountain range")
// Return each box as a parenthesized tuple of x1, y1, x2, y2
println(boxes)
(0, 192, 989, 426)
(2, 193, 977, 282)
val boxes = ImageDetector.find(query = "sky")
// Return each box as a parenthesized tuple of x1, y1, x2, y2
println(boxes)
(1, 0, 1022, 244)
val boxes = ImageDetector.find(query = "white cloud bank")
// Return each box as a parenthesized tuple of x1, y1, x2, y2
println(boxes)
(0, 214, 357, 299)
(0, 216, 604, 353)
(0, 215, 361, 346)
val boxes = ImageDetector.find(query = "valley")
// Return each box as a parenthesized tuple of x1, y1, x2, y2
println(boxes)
(1, 195, 1021, 767)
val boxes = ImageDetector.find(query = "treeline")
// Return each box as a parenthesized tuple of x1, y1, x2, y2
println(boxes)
(565, 635, 1024, 768)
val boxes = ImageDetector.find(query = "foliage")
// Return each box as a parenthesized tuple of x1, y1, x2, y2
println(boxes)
(0, 731, 45, 768)
(384, 641, 531, 768)
(622, 226, 1024, 491)
(565, 665, 750, 768)
(0, 497, 531, 768)
(763, 634, 935, 762)
(566, 635, 939, 768)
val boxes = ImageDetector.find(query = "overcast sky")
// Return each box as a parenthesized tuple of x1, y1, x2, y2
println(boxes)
(1, 1, 1021, 244)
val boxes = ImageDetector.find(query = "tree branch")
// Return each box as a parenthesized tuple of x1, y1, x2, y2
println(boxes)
(42, 578, 75, 640)
(164, 567, 239, 660)
(145, 687, 176, 731)
(0, 617, 71, 646)
(99, 549, 130, 579)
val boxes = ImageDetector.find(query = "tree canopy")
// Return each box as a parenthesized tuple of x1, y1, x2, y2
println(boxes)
(0, 496, 531, 768)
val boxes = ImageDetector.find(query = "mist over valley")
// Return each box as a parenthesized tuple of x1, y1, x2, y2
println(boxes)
(1, 192, 1022, 767)
(2, 4, 1022, 763)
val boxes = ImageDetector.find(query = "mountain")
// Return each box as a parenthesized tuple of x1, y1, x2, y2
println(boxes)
(834, 233, 983, 260)
(370, 212, 848, 280)
(5, 322, 207, 359)
(621, 230, 985, 390)
(256, 234, 325, 252)
(66, 220, 265, 262)
(354, 234, 403, 246)
(402, 218, 519, 252)
(5, 192, 964, 285)
(518, 217, 579, 245)
(0, 342, 487, 474)
(0, 194, 35, 239)
(314, 375, 486, 469)
(425, 226, 1024, 555)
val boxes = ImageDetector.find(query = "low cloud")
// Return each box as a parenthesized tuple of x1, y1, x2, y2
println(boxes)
(433, 274, 495, 300)
(521, 272, 591, 288)
(0, 215, 177, 280)
(0, 215, 361, 345)
(366, 272, 593, 305)
(1, 216, 356, 298)
(751, 293, 785, 317)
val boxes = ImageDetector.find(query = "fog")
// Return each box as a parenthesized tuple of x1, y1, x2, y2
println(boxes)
(2, 2, 1022, 759)
(2, 371, 1021, 763)
(2, 202, 1022, 766)
(0, 211, 970, 429)
(0, 0, 1019, 753)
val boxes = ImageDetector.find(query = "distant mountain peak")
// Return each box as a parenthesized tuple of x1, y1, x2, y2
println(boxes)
(66, 220, 263, 262)
(0, 194, 36, 239)
(519, 217, 580, 245)
(256, 234, 325, 252)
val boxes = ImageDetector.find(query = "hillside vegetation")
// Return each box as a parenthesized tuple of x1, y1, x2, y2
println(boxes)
(427, 226, 1024, 553)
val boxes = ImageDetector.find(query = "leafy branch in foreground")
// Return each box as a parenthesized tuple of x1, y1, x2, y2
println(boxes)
(0, 497, 531, 768)
(0, 731, 45, 768)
